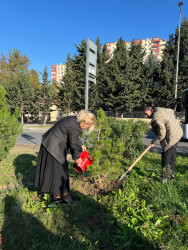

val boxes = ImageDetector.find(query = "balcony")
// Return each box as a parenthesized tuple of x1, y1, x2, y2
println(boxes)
(153, 48, 159, 52)
(153, 43, 160, 47)
(153, 37, 160, 42)
(136, 39, 143, 44)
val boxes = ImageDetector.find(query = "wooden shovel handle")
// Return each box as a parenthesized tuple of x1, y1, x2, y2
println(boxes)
(117, 145, 152, 185)
(127, 145, 152, 172)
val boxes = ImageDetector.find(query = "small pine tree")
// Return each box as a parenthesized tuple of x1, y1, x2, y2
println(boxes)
(0, 85, 22, 160)
(87, 108, 125, 179)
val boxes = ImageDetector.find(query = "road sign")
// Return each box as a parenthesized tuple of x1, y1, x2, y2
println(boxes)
(85, 38, 97, 111)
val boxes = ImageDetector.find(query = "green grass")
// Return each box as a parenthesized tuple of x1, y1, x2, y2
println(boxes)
(0, 150, 187, 249)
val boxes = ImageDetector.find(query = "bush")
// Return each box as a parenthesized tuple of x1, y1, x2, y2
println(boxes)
(0, 85, 22, 160)
(109, 118, 149, 160)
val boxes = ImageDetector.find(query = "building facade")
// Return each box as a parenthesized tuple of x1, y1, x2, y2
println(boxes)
(105, 37, 166, 62)
(52, 63, 66, 83)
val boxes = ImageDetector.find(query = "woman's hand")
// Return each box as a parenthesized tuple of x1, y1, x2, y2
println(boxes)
(150, 144, 155, 148)
(81, 145, 86, 151)
(75, 158, 82, 167)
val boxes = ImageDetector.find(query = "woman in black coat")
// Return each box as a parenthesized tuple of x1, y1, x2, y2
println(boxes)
(34, 110, 95, 204)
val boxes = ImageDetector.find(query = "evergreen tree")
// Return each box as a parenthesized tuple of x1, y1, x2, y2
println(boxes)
(38, 67, 55, 124)
(178, 17, 188, 94)
(126, 41, 146, 112)
(57, 54, 76, 115)
(72, 40, 87, 110)
(158, 17, 188, 108)
(143, 54, 160, 105)
(104, 37, 128, 112)
(0, 85, 22, 160)
(5, 71, 34, 124)
(96, 42, 111, 110)
(0, 49, 39, 122)
(104, 37, 145, 113)
(159, 34, 176, 108)
(89, 37, 110, 111)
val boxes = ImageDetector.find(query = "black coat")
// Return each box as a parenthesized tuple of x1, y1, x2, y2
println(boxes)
(41, 116, 83, 164)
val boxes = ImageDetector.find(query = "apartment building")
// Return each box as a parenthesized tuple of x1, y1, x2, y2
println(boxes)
(105, 37, 166, 62)
(52, 63, 66, 83)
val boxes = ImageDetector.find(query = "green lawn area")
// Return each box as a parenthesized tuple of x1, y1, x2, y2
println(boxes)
(0, 147, 187, 249)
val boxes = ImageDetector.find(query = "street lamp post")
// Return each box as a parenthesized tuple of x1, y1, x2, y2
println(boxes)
(174, 1, 183, 111)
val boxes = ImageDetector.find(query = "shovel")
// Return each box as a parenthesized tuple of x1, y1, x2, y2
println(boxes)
(117, 145, 152, 185)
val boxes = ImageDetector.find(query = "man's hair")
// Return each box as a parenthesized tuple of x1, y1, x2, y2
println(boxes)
(144, 102, 156, 111)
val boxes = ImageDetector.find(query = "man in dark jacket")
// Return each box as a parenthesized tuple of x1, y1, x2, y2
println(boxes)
(34, 110, 95, 204)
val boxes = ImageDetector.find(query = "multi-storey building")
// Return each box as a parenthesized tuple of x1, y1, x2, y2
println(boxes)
(52, 63, 66, 83)
(105, 37, 166, 62)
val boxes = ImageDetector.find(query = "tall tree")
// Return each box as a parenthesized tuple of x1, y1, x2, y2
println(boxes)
(0, 49, 38, 122)
(5, 70, 34, 124)
(72, 40, 87, 110)
(143, 54, 160, 105)
(159, 34, 176, 108)
(0, 49, 30, 84)
(29, 69, 41, 118)
(178, 17, 188, 94)
(104, 37, 145, 113)
(38, 67, 55, 125)
(126, 41, 146, 112)
(103, 37, 128, 113)
(57, 54, 76, 115)
(89, 37, 110, 111)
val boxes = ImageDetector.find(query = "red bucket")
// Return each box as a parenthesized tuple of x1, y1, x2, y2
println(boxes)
(73, 151, 94, 173)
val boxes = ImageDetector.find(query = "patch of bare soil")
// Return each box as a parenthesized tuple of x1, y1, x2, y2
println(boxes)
(70, 176, 119, 196)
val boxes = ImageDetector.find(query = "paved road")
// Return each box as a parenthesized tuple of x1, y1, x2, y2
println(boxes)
(143, 129, 188, 154)
(17, 128, 188, 154)
(17, 129, 45, 145)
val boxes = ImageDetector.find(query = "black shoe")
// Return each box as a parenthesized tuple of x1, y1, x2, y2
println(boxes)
(53, 198, 67, 205)
(63, 195, 80, 203)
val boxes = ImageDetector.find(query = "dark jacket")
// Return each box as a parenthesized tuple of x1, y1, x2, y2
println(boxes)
(42, 116, 83, 164)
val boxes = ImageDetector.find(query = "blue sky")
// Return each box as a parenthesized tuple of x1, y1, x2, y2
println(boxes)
(0, 0, 187, 80)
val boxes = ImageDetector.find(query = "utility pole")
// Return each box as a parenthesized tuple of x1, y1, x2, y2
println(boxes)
(174, 1, 183, 111)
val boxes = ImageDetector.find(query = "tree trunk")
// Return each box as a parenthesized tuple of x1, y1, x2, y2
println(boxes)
(21, 105, 24, 125)
(43, 113, 48, 125)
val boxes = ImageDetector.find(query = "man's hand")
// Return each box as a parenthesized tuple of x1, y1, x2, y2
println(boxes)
(81, 145, 86, 151)
(75, 158, 82, 167)
(150, 144, 155, 148)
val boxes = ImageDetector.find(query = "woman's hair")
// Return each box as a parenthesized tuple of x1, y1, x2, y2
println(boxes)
(77, 110, 95, 133)
(144, 102, 156, 112)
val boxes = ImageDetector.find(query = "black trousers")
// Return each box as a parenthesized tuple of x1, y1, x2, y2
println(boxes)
(161, 143, 177, 179)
